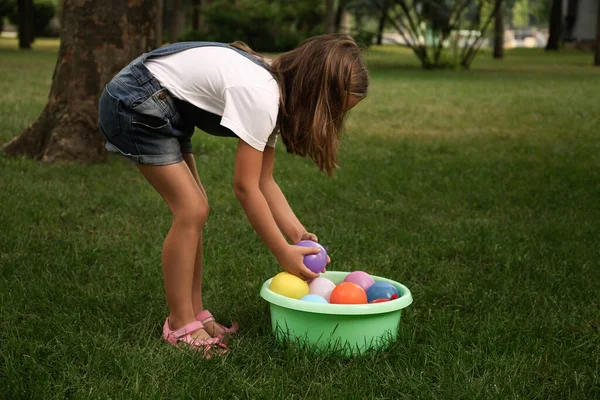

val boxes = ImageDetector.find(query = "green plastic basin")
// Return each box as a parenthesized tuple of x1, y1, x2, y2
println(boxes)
(260, 271, 413, 356)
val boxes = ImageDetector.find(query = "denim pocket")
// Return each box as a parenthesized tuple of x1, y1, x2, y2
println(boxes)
(98, 87, 121, 138)
(131, 89, 172, 131)
(131, 113, 170, 131)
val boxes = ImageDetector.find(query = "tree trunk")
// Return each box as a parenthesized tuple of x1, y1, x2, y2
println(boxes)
(1, 0, 157, 163)
(334, 0, 346, 32)
(191, 0, 200, 31)
(546, 0, 563, 50)
(156, 0, 164, 48)
(169, 0, 185, 43)
(493, 0, 504, 59)
(197, 0, 213, 34)
(564, 0, 579, 41)
(376, 0, 389, 45)
(325, 0, 335, 34)
(17, 0, 34, 49)
(595, 0, 600, 66)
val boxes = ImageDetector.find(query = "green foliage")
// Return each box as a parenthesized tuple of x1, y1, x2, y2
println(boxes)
(0, 0, 14, 31)
(505, 0, 549, 27)
(6, 0, 56, 37)
(384, 0, 502, 69)
(0, 0, 14, 17)
(512, 0, 529, 27)
(32, 0, 55, 36)
(181, 0, 324, 52)
(346, 0, 379, 30)
(352, 29, 375, 49)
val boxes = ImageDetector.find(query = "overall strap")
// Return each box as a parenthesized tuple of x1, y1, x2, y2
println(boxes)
(145, 41, 269, 69)
(128, 42, 272, 87)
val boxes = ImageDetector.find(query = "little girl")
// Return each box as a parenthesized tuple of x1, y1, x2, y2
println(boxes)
(98, 34, 369, 356)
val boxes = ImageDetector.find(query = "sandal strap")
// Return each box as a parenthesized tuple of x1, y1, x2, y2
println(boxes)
(184, 336, 225, 347)
(196, 310, 215, 324)
(171, 321, 204, 340)
(195, 310, 239, 336)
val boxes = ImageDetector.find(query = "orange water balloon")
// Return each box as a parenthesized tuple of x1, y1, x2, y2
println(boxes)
(329, 282, 367, 304)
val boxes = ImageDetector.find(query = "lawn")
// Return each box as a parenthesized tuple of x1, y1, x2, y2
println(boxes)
(1, 38, 599, 399)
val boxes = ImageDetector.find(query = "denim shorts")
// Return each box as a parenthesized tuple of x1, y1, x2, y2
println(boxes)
(98, 56, 194, 165)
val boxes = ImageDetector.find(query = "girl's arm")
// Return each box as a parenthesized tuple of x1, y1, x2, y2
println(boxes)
(258, 146, 314, 244)
(233, 140, 320, 281)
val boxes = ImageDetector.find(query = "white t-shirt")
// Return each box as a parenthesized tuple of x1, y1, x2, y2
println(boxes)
(144, 46, 279, 151)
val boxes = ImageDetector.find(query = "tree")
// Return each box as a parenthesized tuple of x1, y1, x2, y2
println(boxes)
(545, 0, 562, 50)
(376, 0, 389, 45)
(493, 0, 504, 59)
(596, 0, 600, 66)
(190, 0, 324, 51)
(378, 0, 503, 69)
(334, 0, 349, 32)
(191, 0, 201, 31)
(157, 0, 164, 48)
(169, 0, 185, 43)
(17, 0, 33, 49)
(1, 0, 157, 162)
(325, 0, 335, 33)
(512, 0, 530, 28)
(0, 0, 15, 32)
(564, 0, 579, 42)
(190, 0, 213, 34)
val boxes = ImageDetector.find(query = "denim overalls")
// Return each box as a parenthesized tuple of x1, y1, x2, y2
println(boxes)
(98, 42, 271, 166)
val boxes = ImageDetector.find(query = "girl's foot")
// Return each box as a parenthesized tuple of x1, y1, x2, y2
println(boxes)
(162, 318, 228, 358)
(195, 310, 239, 340)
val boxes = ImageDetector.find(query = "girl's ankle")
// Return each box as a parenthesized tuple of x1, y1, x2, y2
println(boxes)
(167, 315, 196, 330)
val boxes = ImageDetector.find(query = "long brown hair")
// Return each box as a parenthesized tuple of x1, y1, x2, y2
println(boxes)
(231, 34, 369, 176)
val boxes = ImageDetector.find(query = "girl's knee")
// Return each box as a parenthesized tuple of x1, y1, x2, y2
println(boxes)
(173, 203, 209, 229)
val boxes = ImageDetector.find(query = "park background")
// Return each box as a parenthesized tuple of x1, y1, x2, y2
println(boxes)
(1, 0, 599, 398)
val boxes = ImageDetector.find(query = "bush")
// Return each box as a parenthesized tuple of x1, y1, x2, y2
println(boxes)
(0, 0, 15, 31)
(0, 0, 14, 17)
(32, 0, 56, 37)
(274, 29, 306, 52)
(180, 0, 323, 52)
(7, 0, 56, 38)
(352, 30, 375, 50)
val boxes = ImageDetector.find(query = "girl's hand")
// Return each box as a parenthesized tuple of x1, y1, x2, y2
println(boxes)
(298, 231, 331, 268)
(275, 244, 322, 281)
(299, 231, 319, 242)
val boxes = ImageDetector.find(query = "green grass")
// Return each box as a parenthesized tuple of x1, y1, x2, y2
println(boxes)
(1, 37, 600, 399)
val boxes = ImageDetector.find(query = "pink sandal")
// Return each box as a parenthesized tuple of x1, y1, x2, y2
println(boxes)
(162, 318, 228, 358)
(195, 310, 239, 341)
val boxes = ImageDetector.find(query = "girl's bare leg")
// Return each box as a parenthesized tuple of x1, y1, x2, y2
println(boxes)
(137, 161, 212, 341)
(182, 152, 226, 338)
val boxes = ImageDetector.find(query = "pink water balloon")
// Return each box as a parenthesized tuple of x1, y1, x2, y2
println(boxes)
(343, 271, 375, 292)
(308, 277, 336, 301)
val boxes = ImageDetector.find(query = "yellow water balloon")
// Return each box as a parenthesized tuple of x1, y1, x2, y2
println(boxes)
(269, 272, 309, 299)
